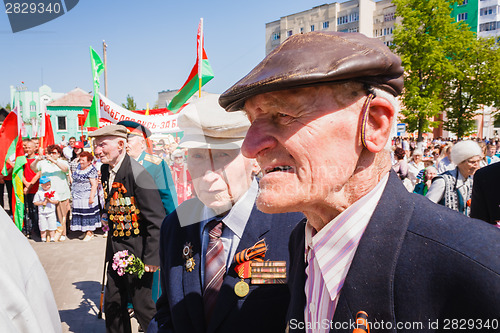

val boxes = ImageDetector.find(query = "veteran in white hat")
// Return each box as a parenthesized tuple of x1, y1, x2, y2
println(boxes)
(152, 94, 303, 333)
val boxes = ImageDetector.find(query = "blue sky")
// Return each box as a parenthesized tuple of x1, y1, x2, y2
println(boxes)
(0, 1, 349, 109)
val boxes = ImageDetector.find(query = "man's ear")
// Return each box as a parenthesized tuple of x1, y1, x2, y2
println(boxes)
(363, 97, 395, 153)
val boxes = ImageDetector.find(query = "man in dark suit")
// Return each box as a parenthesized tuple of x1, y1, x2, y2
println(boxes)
(220, 31, 500, 331)
(90, 124, 166, 333)
(117, 120, 177, 215)
(471, 161, 500, 226)
(153, 94, 303, 333)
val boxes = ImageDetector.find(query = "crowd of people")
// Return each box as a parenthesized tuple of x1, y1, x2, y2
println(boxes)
(391, 136, 500, 220)
(0, 134, 194, 243)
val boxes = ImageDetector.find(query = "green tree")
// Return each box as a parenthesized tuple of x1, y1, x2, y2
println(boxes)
(5, 103, 11, 111)
(442, 35, 500, 138)
(121, 94, 137, 110)
(392, 0, 459, 141)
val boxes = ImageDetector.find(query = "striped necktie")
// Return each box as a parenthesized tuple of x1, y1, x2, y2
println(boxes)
(203, 219, 225, 322)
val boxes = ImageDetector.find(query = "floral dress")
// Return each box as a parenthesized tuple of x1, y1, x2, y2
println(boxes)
(70, 164, 101, 231)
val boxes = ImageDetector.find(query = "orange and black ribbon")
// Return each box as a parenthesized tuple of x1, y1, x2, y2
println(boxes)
(353, 311, 369, 333)
(234, 239, 267, 265)
(112, 182, 127, 194)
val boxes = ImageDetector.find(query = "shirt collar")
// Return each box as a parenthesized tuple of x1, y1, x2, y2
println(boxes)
(305, 173, 389, 299)
(110, 153, 126, 175)
(201, 178, 258, 239)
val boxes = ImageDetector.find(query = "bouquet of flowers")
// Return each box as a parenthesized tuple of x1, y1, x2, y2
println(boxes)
(112, 250, 145, 279)
(42, 191, 55, 210)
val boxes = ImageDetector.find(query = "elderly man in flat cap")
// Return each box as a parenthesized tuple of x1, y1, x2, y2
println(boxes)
(152, 95, 303, 333)
(220, 32, 500, 332)
(117, 120, 177, 215)
(89, 124, 166, 333)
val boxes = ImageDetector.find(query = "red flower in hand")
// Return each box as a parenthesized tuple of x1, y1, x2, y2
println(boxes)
(44, 191, 55, 199)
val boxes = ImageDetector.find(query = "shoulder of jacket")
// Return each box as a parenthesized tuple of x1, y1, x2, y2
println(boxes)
(144, 153, 162, 165)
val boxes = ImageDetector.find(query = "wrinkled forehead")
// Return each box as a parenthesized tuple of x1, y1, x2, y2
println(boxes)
(95, 136, 121, 145)
(243, 82, 365, 116)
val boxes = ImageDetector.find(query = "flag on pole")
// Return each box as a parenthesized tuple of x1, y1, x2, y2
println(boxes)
(85, 46, 104, 128)
(12, 101, 26, 230)
(167, 18, 214, 112)
(0, 111, 19, 174)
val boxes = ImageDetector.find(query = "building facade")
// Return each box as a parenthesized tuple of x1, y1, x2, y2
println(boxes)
(10, 84, 65, 138)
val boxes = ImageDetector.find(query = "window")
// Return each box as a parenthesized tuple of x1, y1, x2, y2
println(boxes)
(310, 25, 315, 31)
(287, 30, 293, 37)
(337, 12, 359, 26)
(323, 21, 329, 29)
(457, 12, 467, 21)
(300, 27, 304, 33)
(459, 0, 468, 5)
(480, 6, 496, 16)
(272, 32, 280, 40)
(384, 12, 395, 22)
(479, 21, 499, 32)
(57, 116, 67, 131)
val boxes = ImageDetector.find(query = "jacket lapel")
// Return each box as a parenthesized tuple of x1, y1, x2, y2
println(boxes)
(181, 222, 206, 332)
(333, 171, 415, 331)
(207, 206, 272, 333)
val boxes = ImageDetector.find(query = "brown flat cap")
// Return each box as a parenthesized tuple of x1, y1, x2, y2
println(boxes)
(88, 124, 128, 139)
(219, 31, 404, 112)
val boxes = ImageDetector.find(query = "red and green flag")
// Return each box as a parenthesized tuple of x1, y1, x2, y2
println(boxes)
(85, 46, 104, 128)
(12, 132, 26, 231)
(168, 18, 214, 112)
(0, 111, 19, 174)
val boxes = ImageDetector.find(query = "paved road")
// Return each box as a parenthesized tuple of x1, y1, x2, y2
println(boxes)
(30, 232, 140, 333)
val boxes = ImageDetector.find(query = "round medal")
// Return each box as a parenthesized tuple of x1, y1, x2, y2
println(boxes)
(133, 228, 140, 235)
(234, 280, 249, 297)
(119, 231, 125, 237)
(132, 222, 139, 228)
(125, 230, 131, 237)
(113, 230, 119, 237)
(135, 209, 140, 214)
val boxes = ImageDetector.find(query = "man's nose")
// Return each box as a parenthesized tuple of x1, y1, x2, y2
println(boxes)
(241, 119, 276, 159)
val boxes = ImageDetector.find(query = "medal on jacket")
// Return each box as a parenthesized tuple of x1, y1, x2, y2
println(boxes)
(182, 242, 195, 272)
(233, 239, 267, 297)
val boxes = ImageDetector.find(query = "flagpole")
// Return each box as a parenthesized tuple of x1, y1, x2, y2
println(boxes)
(198, 18, 203, 98)
(103, 41, 108, 97)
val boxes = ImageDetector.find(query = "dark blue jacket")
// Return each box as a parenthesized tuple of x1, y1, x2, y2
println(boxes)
(155, 197, 304, 333)
(286, 171, 500, 332)
(471, 162, 500, 225)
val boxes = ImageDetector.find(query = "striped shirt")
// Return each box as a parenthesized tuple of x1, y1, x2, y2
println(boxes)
(304, 174, 389, 333)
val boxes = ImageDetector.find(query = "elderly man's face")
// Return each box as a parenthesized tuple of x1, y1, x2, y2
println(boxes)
(69, 138, 76, 147)
(94, 136, 124, 167)
(126, 135, 145, 159)
(187, 148, 258, 215)
(242, 83, 366, 214)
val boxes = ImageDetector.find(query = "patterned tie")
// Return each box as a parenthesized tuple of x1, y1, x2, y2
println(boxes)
(203, 219, 225, 322)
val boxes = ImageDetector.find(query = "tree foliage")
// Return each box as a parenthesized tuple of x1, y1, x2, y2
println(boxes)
(391, 0, 500, 140)
(121, 94, 137, 110)
(442, 35, 500, 138)
(392, 0, 458, 140)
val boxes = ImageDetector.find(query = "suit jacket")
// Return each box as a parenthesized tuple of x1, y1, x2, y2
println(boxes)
(155, 197, 304, 333)
(137, 150, 178, 215)
(470, 162, 500, 225)
(287, 171, 500, 332)
(101, 154, 166, 266)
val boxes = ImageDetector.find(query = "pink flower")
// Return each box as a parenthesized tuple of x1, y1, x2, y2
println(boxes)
(117, 267, 124, 276)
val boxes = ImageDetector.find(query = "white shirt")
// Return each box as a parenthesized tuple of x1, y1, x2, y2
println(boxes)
(0, 207, 61, 332)
(304, 174, 389, 333)
(108, 153, 126, 191)
(200, 178, 258, 286)
(62, 146, 73, 160)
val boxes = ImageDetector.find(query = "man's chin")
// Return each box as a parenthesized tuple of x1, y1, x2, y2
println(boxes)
(255, 193, 296, 214)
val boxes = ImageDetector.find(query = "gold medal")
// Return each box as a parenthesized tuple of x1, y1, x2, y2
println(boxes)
(234, 280, 249, 297)
(113, 230, 119, 237)
(119, 215, 124, 221)
(119, 230, 125, 237)
(132, 222, 139, 228)
(185, 257, 195, 272)
(133, 228, 140, 235)
(125, 230, 131, 237)
(130, 205, 136, 211)
(135, 209, 140, 215)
